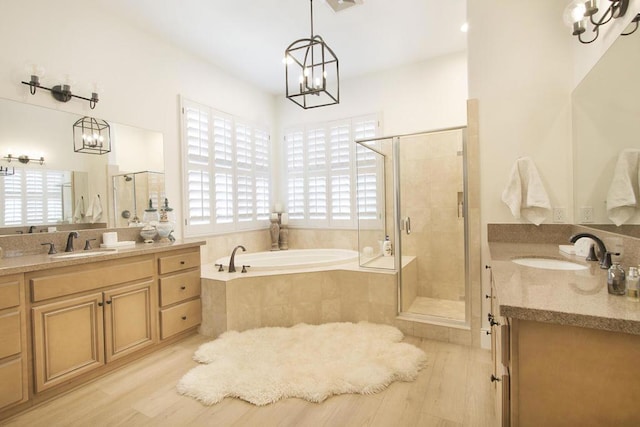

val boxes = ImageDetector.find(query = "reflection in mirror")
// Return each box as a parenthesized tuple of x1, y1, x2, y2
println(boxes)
(112, 171, 165, 228)
(572, 31, 640, 237)
(0, 97, 164, 234)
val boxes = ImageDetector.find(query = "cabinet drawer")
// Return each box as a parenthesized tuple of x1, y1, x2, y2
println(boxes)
(160, 299, 201, 339)
(0, 357, 25, 409)
(159, 270, 201, 307)
(0, 311, 21, 359)
(0, 279, 21, 310)
(31, 258, 154, 302)
(158, 250, 200, 275)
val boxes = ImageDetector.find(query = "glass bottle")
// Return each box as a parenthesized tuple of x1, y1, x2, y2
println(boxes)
(626, 267, 640, 301)
(607, 262, 626, 296)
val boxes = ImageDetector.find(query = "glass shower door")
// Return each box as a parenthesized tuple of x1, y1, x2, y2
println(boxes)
(397, 129, 468, 323)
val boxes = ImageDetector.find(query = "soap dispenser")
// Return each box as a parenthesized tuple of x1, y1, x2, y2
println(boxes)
(382, 235, 393, 257)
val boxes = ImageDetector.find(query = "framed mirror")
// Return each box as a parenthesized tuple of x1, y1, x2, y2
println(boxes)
(0, 97, 164, 234)
(572, 31, 640, 238)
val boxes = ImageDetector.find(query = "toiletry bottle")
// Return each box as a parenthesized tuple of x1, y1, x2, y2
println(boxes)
(626, 267, 639, 301)
(607, 262, 626, 295)
(382, 235, 392, 257)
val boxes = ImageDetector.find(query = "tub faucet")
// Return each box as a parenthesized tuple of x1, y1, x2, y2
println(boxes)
(569, 232, 612, 269)
(65, 231, 79, 252)
(228, 245, 246, 273)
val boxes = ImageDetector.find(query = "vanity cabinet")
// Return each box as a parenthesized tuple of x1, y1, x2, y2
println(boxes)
(158, 248, 201, 340)
(29, 255, 156, 392)
(0, 275, 28, 411)
(489, 278, 510, 427)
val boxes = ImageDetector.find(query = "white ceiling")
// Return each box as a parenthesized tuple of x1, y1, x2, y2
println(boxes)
(94, 0, 467, 95)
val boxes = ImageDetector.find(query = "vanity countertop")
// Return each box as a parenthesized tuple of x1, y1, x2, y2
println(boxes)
(0, 240, 205, 276)
(489, 242, 640, 335)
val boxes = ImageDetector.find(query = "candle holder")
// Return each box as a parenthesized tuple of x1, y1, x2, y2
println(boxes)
(279, 224, 289, 250)
(270, 215, 280, 251)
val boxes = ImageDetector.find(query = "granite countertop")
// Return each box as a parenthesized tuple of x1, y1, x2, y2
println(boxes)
(0, 240, 205, 276)
(489, 242, 640, 335)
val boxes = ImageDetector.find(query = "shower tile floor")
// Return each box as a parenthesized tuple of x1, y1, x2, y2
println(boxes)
(408, 296, 466, 320)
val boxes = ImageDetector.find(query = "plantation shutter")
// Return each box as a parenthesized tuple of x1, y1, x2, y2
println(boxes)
(307, 128, 327, 221)
(285, 130, 305, 220)
(184, 103, 211, 227)
(354, 117, 381, 223)
(181, 97, 271, 237)
(0, 169, 68, 226)
(329, 122, 352, 222)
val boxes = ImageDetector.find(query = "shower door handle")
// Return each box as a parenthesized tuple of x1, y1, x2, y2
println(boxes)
(404, 217, 411, 235)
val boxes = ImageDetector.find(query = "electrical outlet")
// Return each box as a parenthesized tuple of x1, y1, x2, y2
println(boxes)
(580, 206, 594, 223)
(552, 207, 566, 223)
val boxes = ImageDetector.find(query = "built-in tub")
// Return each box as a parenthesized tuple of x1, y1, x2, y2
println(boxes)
(215, 248, 359, 271)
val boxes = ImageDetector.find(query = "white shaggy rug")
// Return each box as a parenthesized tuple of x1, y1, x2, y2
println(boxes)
(177, 322, 427, 406)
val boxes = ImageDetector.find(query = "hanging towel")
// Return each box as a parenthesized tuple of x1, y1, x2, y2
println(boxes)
(606, 149, 640, 226)
(85, 195, 103, 224)
(501, 157, 551, 226)
(73, 197, 85, 223)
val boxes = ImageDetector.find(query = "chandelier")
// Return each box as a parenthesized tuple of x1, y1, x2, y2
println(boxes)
(284, 0, 339, 109)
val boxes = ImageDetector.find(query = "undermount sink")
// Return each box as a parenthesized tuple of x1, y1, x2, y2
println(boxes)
(511, 257, 588, 271)
(51, 250, 116, 259)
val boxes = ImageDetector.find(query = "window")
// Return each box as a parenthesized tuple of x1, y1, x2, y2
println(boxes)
(283, 114, 380, 228)
(0, 168, 69, 226)
(181, 98, 270, 236)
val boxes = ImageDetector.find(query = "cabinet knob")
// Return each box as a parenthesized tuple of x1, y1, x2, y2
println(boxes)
(98, 302, 103, 307)
(490, 375, 501, 383)
(106, 300, 112, 304)
(181, 315, 187, 320)
(180, 285, 186, 290)
(485, 294, 491, 299)
(485, 330, 492, 335)
(485, 265, 491, 269)
(180, 261, 185, 265)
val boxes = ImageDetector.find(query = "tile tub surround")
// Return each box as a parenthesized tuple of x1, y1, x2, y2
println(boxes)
(489, 241, 640, 335)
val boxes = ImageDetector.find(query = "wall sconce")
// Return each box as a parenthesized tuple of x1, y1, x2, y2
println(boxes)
(0, 166, 15, 176)
(21, 74, 99, 109)
(73, 116, 111, 155)
(564, 0, 632, 44)
(3, 153, 45, 165)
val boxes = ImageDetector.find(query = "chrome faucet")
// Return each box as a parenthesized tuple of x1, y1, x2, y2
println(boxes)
(65, 231, 79, 252)
(569, 232, 613, 269)
(228, 245, 246, 273)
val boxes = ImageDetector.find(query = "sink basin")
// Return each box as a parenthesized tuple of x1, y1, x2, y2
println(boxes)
(511, 257, 588, 271)
(51, 250, 116, 259)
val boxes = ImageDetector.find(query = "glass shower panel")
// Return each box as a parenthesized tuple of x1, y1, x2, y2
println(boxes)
(355, 138, 393, 270)
(398, 129, 467, 322)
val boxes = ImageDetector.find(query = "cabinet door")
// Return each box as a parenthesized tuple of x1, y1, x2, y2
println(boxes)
(104, 280, 156, 362)
(0, 358, 24, 409)
(32, 293, 105, 392)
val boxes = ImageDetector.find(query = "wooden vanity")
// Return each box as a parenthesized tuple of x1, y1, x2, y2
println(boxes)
(0, 241, 203, 421)
(489, 242, 640, 427)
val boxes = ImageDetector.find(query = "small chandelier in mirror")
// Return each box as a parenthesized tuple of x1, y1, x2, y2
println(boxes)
(73, 116, 111, 155)
(285, 0, 339, 109)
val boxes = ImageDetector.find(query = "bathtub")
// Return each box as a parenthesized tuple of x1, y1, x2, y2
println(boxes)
(215, 248, 359, 272)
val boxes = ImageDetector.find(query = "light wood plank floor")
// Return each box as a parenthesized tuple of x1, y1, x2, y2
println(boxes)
(3, 334, 497, 427)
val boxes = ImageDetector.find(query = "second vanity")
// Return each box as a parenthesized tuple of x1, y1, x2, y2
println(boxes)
(488, 240, 640, 427)
(0, 240, 204, 421)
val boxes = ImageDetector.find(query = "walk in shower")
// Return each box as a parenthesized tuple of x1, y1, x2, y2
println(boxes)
(356, 127, 469, 325)
(112, 171, 165, 227)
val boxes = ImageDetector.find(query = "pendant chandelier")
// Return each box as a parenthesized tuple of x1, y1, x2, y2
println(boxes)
(284, 0, 339, 109)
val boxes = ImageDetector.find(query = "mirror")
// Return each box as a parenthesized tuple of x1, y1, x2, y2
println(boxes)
(0, 97, 164, 234)
(572, 32, 640, 237)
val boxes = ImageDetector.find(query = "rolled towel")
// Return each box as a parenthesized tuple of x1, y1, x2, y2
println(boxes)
(606, 149, 640, 226)
(501, 157, 551, 226)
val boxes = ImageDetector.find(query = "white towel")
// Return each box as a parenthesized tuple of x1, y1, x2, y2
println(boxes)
(606, 149, 640, 226)
(501, 157, 551, 226)
(73, 197, 85, 223)
(85, 195, 103, 223)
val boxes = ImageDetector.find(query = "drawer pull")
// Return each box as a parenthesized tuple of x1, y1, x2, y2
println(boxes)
(180, 285, 186, 290)
(181, 315, 187, 320)
(180, 261, 185, 265)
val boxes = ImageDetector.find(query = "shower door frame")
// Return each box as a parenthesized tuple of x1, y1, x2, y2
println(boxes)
(357, 126, 470, 327)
